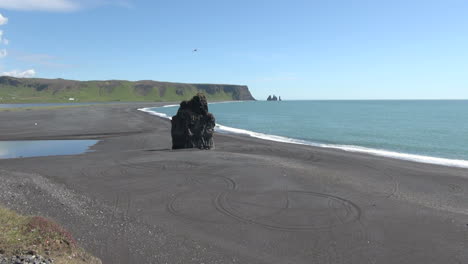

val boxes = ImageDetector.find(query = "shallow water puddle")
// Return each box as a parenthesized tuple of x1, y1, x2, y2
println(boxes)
(0, 140, 98, 159)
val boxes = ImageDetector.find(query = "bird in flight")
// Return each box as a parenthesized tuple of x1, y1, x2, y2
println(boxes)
(193, 48, 198, 52)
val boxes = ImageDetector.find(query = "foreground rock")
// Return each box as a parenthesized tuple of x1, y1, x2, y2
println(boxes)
(171, 93, 216, 149)
(0, 254, 52, 264)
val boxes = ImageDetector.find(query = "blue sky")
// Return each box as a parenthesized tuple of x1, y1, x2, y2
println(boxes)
(0, 0, 467, 99)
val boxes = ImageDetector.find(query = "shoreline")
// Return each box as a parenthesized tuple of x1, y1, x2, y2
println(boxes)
(0, 103, 467, 263)
(139, 105, 468, 169)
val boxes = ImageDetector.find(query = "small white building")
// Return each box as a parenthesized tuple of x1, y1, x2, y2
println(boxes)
(69, 98, 75, 101)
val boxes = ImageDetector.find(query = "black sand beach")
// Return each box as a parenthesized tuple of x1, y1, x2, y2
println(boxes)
(0, 103, 467, 264)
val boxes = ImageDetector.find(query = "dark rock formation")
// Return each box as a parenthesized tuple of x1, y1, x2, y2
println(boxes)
(267, 95, 278, 101)
(279, 96, 282, 101)
(171, 93, 216, 150)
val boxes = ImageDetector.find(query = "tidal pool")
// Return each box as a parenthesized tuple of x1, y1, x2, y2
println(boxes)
(0, 140, 98, 159)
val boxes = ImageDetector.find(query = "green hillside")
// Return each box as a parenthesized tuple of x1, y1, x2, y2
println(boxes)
(0, 77, 255, 103)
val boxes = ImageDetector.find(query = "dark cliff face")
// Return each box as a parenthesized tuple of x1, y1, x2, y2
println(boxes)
(0, 76, 256, 102)
(0, 76, 22, 87)
(193, 84, 254, 101)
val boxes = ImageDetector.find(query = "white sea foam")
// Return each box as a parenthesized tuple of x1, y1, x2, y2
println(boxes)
(138, 107, 173, 120)
(158, 101, 244, 109)
(138, 107, 468, 169)
(162, 104, 179, 108)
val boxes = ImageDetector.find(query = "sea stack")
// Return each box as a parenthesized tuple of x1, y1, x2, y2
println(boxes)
(267, 95, 279, 101)
(171, 93, 216, 150)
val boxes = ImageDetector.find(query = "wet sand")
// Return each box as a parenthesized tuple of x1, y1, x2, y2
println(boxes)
(0, 103, 467, 264)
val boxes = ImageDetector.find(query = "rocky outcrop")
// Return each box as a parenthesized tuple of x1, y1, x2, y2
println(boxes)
(171, 93, 215, 150)
(0, 253, 53, 264)
(267, 95, 278, 101)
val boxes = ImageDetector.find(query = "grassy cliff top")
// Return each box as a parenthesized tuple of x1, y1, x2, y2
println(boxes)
(0, 76, 255, 103)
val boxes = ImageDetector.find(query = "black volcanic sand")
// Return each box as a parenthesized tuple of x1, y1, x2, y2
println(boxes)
(0, 103, 467, 264)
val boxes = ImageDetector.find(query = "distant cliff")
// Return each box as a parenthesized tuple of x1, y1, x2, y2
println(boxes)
(0, 77, 255, 103)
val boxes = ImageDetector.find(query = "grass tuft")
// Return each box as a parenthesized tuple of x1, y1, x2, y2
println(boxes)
(0, 206, 101, 264)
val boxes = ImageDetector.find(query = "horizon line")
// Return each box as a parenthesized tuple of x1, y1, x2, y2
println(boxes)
(269, 99, 468, 101)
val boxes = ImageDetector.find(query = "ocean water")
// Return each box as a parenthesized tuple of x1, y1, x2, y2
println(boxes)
(140, 100, 468, 168)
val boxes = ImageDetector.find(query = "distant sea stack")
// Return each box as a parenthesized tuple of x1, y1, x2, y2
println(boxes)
(0, 76, 255, 103)
(171, 93, 215, 150)
(267, 95, 281, 101)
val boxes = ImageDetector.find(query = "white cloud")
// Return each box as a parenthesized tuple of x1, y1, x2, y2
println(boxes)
(0, 0, 134, 12)
(0, 30, 8, 45)
(0, 48, 6, 58)
(1, 69, 36, 78)
(0, 13, 7, 25)
(0, 0, 79, 12)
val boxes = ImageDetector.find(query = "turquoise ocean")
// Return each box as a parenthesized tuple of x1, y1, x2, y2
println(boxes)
(141, 100, 468, 168)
